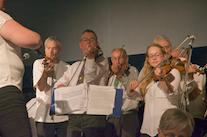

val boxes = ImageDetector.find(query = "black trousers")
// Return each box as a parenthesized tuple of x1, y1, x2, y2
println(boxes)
(36, 121, 68, 137)
(105, 112, 140, 137)
(67, 114, 106, 137)
(0, 86, 32, 137)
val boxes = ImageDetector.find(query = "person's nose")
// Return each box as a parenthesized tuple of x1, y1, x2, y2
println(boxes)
(152, 55, 157, 60)
(117, 58, 122, 64)
(50, 49, 54, 57)
(86, 39, 91, 44)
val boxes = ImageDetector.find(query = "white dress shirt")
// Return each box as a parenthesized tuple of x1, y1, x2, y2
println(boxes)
(140, 68, 181, 137)
(33, 59, 70, 123)
(108, 65, 141, 112)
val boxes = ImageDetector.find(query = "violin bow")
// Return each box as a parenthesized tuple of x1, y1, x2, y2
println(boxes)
(138, 35, 190, 84)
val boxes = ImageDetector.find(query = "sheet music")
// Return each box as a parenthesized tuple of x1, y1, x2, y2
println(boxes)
(87, 85, 116, 115)
(53, 84, 116, 115)
(54, 84, 87, 114)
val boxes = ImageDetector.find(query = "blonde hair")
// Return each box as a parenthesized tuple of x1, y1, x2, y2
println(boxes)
(159, 108, 195, 136)
(139, 44, 166, 96)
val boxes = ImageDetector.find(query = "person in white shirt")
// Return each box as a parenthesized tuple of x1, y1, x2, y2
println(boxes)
(171, 48, 207, 137)
(127, 44, 181, 137)
(105, 48, 140, 137)
(55, 29, 109, 137)
(33, 36, 69, 136)
(0, 0, 43, 136)
(158, 108, 195, 137)
(138, 35, 196, 81)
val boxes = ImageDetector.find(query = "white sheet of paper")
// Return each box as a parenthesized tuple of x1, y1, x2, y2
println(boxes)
(54, 84, 87, 114)
(54, 84, 116, 115)
(87, 85, 116, 115)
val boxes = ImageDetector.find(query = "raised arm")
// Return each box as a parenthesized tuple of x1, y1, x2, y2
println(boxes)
(0, 19, 42, 50)
(84, 56, 109, 86)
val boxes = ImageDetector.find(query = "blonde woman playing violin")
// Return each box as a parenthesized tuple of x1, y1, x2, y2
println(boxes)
(127, 44, 182, 137)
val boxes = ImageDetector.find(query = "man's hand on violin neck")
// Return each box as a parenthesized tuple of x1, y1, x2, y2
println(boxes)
(85, 45, 97, 59)
(186, 64, 197, 73)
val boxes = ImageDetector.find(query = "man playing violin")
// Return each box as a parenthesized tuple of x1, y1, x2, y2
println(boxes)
(105, 48, 140, 137)
(153, 34, 206, 137)
(54, 29, 109, 137)
(33, 36, 69, 137)
(171, 47, 207, 137)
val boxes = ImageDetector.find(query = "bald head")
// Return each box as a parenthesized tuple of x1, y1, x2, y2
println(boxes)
(111, 48, 128, 66)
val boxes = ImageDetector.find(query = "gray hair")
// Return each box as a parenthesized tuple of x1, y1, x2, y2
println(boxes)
(159, 108, 195, 136)
(172, 46, 185, 51)
(153, 35, 172, 47)
(44, 36, 62, 49)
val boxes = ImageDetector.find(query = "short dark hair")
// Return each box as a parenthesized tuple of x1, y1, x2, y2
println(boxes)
(81, 29, 98, 41)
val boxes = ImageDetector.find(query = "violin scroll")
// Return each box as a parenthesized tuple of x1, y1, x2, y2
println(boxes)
(91, 46, 102, 57)
(42, 56, 50, 67)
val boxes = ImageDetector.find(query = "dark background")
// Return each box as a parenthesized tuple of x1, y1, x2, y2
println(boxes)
(3, 0, 207, 101)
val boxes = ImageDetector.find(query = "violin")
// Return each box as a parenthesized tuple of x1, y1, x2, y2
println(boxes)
(169, 56, 205, 75)
(152, 63, 172, 81)
(42, 56, 50, 67)
(169, 57, 185, 74)
(90, 46, 102, 57)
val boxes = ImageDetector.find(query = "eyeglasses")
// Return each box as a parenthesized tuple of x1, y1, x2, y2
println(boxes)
(148, 52, 163, 60)
(163, 45, 172, 50)
(81, 38, 96, 43)
(161, 129, 187, 137)
(111, 56, 126, 62)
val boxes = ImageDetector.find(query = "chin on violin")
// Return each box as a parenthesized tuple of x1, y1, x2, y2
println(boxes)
(85, 45, 102, 59)
(111, 62, 129, 79)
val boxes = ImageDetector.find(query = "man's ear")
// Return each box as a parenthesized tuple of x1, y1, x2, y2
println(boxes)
(126, 56, 129, 63)
(157, 128, 161, 136)
(79, 42, 82, 49)
(58, 48, 61, 54)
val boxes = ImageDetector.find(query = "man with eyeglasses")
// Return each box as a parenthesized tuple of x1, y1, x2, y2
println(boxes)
(158, 108, 195, 137)
(105, 48, 140, 137)
(55, 29, 109, 137)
